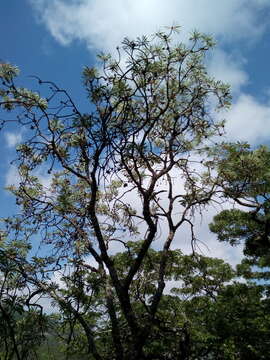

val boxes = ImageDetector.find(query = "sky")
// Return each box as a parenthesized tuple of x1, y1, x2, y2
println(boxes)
(1, 0, 270, 267)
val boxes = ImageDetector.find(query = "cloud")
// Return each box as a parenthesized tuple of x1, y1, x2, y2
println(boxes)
(5, 165, 21, 187)
(207, 50, 248, 95)
(101, 164, 243, 266)
(168, 200, 244, 267)
(30, 0, 270, 54)
(5, 132, 22, 148)
(223, 94, 270, 144)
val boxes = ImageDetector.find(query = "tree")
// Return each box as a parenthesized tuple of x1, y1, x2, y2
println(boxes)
(210, 143, 270, 258)
(209, 143, 270, 285)
(0, 27, 232, 360)
(0, 235, 48, 359)
(208, 142, 270, 358)
(35, 247, 270, 360)
(166, 252, 270, 360)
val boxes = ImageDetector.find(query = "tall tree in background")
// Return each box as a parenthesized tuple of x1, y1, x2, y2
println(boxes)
(0, 27, 246, 360)
(210, 143, 270, 281)
(208, 144, 270, 359)
(0, 236, 48, 360)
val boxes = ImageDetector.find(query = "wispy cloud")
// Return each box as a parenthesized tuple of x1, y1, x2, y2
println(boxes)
(222, 94, 270, 144)
(208, 50, 249, 96)
(5, 132, 22, 148)
(30, 0, 270, 54)
(5, 165, 21, 188)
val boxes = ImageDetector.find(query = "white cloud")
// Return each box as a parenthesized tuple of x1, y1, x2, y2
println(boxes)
(168, 201, 244, 267)
(5, 132, 22, 148)
(223, 94, 270, 144)
(208, 50, 248, 95)
(5, 165, 21, 187)
(102, 165, 243, 266)
(30, 0, 270, 54)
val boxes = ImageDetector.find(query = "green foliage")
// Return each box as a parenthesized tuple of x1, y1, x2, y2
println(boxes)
(0, 62, 47, 112)
(39, 246, 270, 360)
(0, 238, 48, 359)
(210, 144, 270, 259)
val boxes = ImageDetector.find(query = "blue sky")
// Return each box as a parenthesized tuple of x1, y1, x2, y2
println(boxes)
(1, 0, 270, 265)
